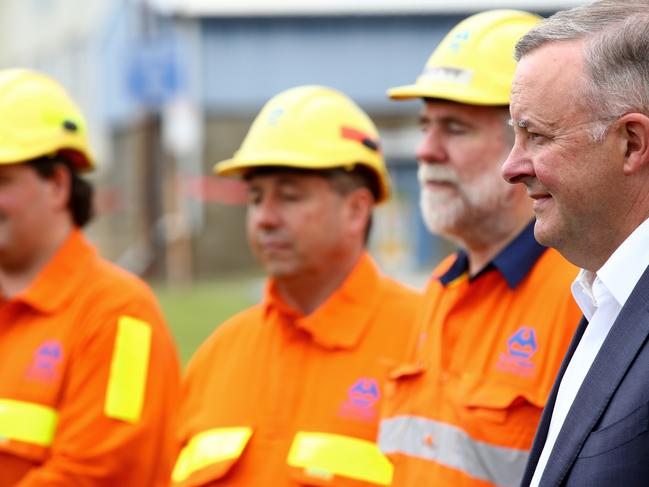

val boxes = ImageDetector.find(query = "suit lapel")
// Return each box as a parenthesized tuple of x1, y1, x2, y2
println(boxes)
(539, 268, 649, 486)
(521, 316, 588, 486)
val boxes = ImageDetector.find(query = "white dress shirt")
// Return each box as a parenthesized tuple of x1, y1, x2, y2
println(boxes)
(530, 217, 649, 486)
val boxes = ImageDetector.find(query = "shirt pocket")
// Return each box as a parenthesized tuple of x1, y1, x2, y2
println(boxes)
(171, 427, 253, 487)
(287, 431, 393, 486)
(458, 382, 545, 452)
(578, 402, 649, 459)
(0, 398, 55, 464)
(461, 383, 545, 424)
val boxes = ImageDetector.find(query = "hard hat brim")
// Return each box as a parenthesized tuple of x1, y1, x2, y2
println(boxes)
(214, 157, 346, 177)
(214, 158, 390, 204)
(0, 146, 95, 171)
(387, 84, 510, 106)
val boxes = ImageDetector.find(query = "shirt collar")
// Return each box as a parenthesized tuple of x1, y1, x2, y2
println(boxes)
(572, 216, 649, 316)
(263, 252, 382, 349)
(571, 269, 599, 321)
(15, 229, 97, 313)
(439, 220, 546, 289)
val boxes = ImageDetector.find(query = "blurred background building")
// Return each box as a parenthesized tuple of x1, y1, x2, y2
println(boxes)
(0, 0, 588, 286)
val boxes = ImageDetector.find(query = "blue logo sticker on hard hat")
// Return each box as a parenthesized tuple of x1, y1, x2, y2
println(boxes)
(267, 107, 284, 126)
(449, 30, 470, 52)
(496, 326, 537, 377)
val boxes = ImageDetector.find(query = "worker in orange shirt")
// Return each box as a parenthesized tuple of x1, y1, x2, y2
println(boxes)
(172, 85, 422, 486)
(377, 10, 583, 487)
(0, 69, 180, 485)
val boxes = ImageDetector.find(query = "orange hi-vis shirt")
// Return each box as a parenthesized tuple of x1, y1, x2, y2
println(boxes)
(173, 252, 422, 486)
(0, 229, 181, 486)
(378, 222, 582, 487)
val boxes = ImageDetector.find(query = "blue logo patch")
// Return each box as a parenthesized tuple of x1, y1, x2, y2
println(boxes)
(267, 107, 284, 126)
(508, 327, 537, 358)
(497, 326, 537, 376)
(26, 340, 64, 382)
(338, 377, 380, 421)
(449, 29, 470, 52)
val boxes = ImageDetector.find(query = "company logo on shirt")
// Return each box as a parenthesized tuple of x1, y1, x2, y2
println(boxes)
(26, 340, 64, 382)
(496, 326, 537, 377)
(338, 377, 380, 422)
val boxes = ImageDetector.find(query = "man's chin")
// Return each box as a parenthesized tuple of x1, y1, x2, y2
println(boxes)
(532, 219, 557, 248)
(262, 261, 299, 279)
(422, 219, 454, 237)
(420, 204, 463, 236)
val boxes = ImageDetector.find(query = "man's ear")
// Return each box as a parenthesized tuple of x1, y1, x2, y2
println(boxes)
(619, 113, 649, 175)
(345, 187, 374, 239)
(49, 163, 72, 210)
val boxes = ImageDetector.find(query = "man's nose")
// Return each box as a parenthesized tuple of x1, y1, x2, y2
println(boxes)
(250, 197, 281, 228)
(501, 141, 533, 185)
(416, 128, 447, 165)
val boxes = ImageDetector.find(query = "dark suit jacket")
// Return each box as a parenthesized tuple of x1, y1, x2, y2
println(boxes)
(520, 266, 649, 487)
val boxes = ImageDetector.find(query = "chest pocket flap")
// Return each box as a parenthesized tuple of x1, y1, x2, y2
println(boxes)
(172, 427, 253, 486)
(0, 398, 57, 463)
(462, 383, 545, 424)
(287, 431, 393, 485)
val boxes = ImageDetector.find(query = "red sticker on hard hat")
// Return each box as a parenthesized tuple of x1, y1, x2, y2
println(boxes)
(341, 126, 380, 152)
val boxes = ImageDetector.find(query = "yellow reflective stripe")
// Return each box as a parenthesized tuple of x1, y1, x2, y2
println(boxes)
(104, 316, 151, 422)
(172, 427, 253, 482)
(0, 398, 58, 446)
(287, 431, 393, 485)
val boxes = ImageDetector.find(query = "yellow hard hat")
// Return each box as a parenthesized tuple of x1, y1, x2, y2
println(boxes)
(0, 68, 94, 170)
(215, 85, 390, 203)
(388, 9, 541, 105)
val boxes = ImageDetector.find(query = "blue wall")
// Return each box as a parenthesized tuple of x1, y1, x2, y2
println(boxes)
(199, 15, 464, 114)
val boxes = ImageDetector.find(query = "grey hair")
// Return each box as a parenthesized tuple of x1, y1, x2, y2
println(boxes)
(515, 1, 649, 141)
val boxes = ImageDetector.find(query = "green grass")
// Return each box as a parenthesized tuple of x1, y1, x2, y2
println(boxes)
(153, 276, 261, 366)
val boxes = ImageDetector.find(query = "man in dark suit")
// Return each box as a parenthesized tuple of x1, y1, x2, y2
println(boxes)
(501, 1, 649, 485)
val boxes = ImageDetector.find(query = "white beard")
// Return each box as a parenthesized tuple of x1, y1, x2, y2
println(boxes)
(419, 187, 465, 234)
(418, 163, 516, 240)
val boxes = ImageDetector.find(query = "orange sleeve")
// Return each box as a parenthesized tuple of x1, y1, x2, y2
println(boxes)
(16, 294, 181, 486)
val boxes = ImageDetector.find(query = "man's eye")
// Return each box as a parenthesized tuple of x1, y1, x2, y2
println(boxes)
(446, 122, 467, 134)
(527, 131, 546, 142)
(247, 192, 262, 205)
(280, 192, 302, 202)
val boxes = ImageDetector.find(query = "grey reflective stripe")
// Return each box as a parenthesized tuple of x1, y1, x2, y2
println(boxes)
(378, 415, 529, 487)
